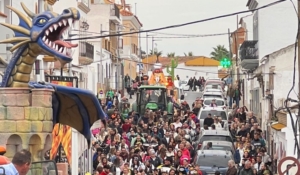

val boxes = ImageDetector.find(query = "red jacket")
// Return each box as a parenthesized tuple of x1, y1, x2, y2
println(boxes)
(99, 171, 109, 175)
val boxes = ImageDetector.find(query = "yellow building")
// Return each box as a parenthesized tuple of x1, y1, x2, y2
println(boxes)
(120, 6, 143, 79)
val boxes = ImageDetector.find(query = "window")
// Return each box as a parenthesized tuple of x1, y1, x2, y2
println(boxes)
(203, 100, 225, 106)
(106, 63, 108, 78)
(199, 136, 233, 144)
(119, 39, 123, 49)
(269, 67, 274, 90)
(97, 63, 101, 83)
(196, 156, 231, 167)
(202, 94, 223, 99)
(35, 60, 40, 75)
(198, 111, 227, 120)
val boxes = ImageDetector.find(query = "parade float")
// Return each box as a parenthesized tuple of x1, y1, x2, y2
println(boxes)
(0, 2, 106, 175)
(132, 63, 174, 116)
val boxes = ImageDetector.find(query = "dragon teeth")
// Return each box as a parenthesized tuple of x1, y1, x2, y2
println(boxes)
(53, 24, 58, 30)
(52, 44, 56, 49)
(45, 39, 49, 44)
(62, 19, 67, 26)
(42, 36, 46, 41)
(67, 18, 73, 26)
(55, 45, 58, 50)
(49, 41, 52, 46)
(63, 47, 66, 54)
(59, 22, 63, 26)
(58, 47, 63, 52)
(49, 26, 53, 32)
(45, 30, 49, 36)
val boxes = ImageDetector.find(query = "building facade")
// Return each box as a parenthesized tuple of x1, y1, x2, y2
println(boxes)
(120, 6, 143, 81)
(238, 0, 299, 169)
(88, 0, 122, 94)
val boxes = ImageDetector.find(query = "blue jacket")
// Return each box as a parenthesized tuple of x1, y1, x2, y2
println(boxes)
(234, 149, 241, 164)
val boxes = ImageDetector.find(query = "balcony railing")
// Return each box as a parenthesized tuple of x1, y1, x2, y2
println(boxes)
(239, 40, 258, 60)
(110, 4, 120, 19)
(79, 41, 94, 60)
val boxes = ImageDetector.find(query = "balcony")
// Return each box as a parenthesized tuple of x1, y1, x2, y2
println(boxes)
(109, 4, 121, 23)
(79, 41, 94, 65)
(240, 40, 259, 70)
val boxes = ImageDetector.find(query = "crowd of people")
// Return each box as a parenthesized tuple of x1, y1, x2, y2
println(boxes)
(90, 79, 275, 175)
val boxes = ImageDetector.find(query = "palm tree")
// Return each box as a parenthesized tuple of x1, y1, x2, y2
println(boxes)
(184, 52, 193, 56)
(167, 52, 176, 57)
(149, 49, 163, 63)
(210, 45, 229, 61)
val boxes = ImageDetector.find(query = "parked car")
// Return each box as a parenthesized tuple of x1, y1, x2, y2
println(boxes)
(203, 98, 226, 109)
(205, 80, 225, 89)
(194, 129, 233, 149)
(197, 107, 228, 128)
(202, 91, 225, 100)
(200, 140, 235, 155)
(194, 150, 233, 175)
(180, 80, 190, 91)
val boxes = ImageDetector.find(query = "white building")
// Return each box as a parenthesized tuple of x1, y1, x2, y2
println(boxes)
(162, 57, 220, 80)
(239, 0, 299, 165)
(87, 1, 122, 93)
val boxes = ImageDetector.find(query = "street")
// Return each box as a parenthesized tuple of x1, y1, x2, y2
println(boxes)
(185, 90, 202, 107)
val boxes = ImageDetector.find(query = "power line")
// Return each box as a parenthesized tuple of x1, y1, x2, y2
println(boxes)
(72, 30, 248, 39)
(65, 0, 286, 41)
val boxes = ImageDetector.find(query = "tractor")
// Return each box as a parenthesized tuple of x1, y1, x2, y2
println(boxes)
(132, 85, 173, 117)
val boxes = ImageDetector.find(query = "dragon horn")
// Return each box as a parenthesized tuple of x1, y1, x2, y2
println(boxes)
(10, 40, 30, 53)
(0, 23, 30, 36)
(44, 1, 53, 11)
(20, 2, 36, 19)
(7, 5, 32, 28)
(0, 37, 30, 44)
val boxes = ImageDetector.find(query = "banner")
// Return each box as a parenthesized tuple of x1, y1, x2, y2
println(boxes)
(50, 79, 73, 165)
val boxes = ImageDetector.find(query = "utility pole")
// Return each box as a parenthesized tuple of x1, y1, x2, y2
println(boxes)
(139, 29, 142, 82)
(152, 36, 154, 54)
(228, 29, 233, 80)
(100, 24, 103, 85)
(236, 15, 240, 86)
(297, 0, 300, 157)
(146, 32, 149, 72)
(116, 25, 120, 93)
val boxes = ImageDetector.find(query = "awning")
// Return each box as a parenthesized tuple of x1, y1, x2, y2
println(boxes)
(271, 123, 286, 131)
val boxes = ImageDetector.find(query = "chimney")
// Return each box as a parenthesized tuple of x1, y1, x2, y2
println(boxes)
(125, 5, 131, 12)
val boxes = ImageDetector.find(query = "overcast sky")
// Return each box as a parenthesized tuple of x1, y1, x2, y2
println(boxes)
(122, 0, 249, 57)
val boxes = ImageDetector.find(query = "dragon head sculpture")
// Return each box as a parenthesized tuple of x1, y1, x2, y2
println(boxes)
(0, 2, 80, 64)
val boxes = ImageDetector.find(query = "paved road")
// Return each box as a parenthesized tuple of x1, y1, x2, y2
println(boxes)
(185, 90, 203, 107)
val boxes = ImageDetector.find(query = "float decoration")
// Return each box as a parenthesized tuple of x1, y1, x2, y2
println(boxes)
(166, 57, 178, 81)
(0, 2, 106, 147)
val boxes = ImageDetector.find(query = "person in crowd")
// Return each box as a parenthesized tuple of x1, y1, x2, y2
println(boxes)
(0, 149, 32, 175)
(203, 113, 214, 127)
(210, 99, 217, 107)
(87, 85, 274, 175)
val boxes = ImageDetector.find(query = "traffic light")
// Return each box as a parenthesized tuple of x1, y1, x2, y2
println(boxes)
(220, 58, 232, 68)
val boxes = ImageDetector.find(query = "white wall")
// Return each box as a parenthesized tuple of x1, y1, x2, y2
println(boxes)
(257, 0, 298, 61)
(163, 62, 219, 80)
(253, 44, 298, 130)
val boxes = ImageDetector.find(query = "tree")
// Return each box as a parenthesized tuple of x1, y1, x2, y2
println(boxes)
(184, 52, 193, 56)
(167, 52, 176, 57)
(149, 49, 163, 63)
(210, 45, 230, 61)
